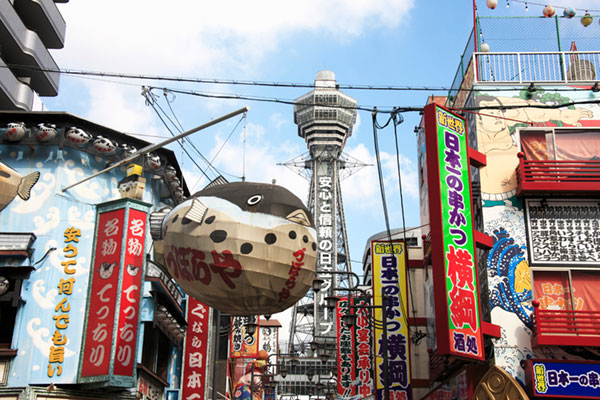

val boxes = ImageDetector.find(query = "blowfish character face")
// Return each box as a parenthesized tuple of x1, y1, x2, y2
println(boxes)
(98, 262, 116, 279)
(160, 182, 317, 316)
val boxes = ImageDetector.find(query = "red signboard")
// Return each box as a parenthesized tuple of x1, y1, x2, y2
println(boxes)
(354, 297, 373, 398)
(80, 208, 125, 377)
(181, 298, 210, 400)
(230, 316, 259, 358)
(114, 208, 147, 376)
(336, 297, 356, 397)
(423, 103, 484, 361)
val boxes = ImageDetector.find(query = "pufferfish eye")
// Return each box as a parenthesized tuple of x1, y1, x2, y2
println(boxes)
(247, 194, 263, 206)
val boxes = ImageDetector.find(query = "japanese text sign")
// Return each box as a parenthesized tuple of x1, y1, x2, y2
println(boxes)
(181, 297, 210, 400)
(79, 199, 150, 386)
(424, 104, 484, 361)
(336, 297, 356, 397)
(371, 240, 411, 400)
(230, 316, 259, 358)
(354, 297, 374, 398)
(527, 360, 600, 398)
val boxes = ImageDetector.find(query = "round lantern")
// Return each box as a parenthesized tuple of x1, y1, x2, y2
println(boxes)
(563, 7, 576, 18)
(65, 127, 92, 147)
(5, 122, 26, 141)
(486, 0, 498, 9)
(480, 43, 491, 53)
(154, 181, 317, 315)
(543, 5, 555, 17)
(35, 123, 57, 142)
(92, 136, 118, 154)
(581, 13, 593, 27)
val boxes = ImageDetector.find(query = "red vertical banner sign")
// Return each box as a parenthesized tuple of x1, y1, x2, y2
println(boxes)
(181, 298, 210, 400)
(336, 297, 356, 397)
(423, 103, 484, 361)
(354, 297, 374, 398)
(113, 208, 147, 376)
(80, 208, 125, 378)
(79, 199, 151, 387)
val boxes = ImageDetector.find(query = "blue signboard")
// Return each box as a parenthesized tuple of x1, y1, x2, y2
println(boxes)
(529, 360, 600, 398)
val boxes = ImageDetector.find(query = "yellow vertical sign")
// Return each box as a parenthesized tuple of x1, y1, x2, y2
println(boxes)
(371, 240, 411, 400)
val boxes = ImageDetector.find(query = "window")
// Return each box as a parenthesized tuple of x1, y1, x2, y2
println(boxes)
(533, 270, 600, 311)
(520, 128, 600, 161)
(141, 322, 171, 381)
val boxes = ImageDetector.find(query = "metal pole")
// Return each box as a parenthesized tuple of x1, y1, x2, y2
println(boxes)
(212, 309, 221, 400)
(380, 288, 390, 400)
(61, 106, 250, 192)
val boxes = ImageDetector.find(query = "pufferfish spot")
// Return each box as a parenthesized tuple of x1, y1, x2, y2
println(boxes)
(205, 215, 215, 224)
(210, 230, 227, 243)
(241, 243, 253, 254)
(181, 217, 192, 225)
(265, 233, 277, 245)
(312, 242, 316, 251)
(289, 231, 297, 239)
(171, 214, 179, 223)
(302, 235, 308, 243)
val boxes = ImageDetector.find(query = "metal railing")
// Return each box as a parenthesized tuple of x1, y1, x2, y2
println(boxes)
(475, 51, 600, 84)
(531, 301, 600, 347)
(516, 153, 600, 194)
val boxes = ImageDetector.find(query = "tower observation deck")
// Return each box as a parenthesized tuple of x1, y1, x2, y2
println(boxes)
(287, 71, 357, 354)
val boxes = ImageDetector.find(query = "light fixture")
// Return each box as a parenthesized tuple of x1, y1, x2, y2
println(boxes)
(245, 321, 259, 336)
(592, 82, 599, 93)
(306, 370, 314, 382)
(324, 295, 340, 309)
(312, 278, 324, 293)
(342, 313, 357, 328)
(0, 232, 36, 252)
(280, 367, 288, 379)
(309, 340, 319, 352)
(0, 276, 10, 296)
(318, 352, 330, 364)
(289, 355, 299, 368)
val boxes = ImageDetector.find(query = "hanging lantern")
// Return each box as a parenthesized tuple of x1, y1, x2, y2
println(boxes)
(5, 122, 26, 142)
(563, 7, 576, 18)
(480, 43, 491, 53)
(581, 13, 593, 27)
(543, 5, 555, 17)
(486, 0, 498, 9)
(152, 181, 317, 315)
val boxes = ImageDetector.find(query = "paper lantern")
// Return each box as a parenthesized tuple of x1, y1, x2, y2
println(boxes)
(480, 43, 491, 52)
(581, 13, 593, 27)
(486, 0, 498, 9)
(154, 181, 317, 315)
(543, 5, 555, 17)
(563, 7, 576, 18)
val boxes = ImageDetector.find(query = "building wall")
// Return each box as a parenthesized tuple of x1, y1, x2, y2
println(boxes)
(471, 86, 600, 385)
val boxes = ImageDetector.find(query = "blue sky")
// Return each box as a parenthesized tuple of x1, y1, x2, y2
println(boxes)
(43, 0, 600, 320)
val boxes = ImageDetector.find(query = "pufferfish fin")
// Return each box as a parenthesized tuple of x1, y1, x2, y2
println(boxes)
(185, 198, 208, 224)
(286, 209, 311, 226)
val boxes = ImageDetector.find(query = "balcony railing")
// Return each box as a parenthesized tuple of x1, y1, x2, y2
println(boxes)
(516, 152, 600, 196)
(474, 51, 600, 84)
(531, 300, 600, 347)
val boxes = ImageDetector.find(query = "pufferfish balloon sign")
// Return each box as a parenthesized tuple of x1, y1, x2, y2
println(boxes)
(152, 182, 317, 316)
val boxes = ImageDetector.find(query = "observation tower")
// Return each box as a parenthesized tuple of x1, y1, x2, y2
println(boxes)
(287, 70, 358, 353)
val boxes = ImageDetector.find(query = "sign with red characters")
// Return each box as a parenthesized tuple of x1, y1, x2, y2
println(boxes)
(181, 297, 211, 400)
(79, 199, 150, 387)
(336, 297, 356, 397)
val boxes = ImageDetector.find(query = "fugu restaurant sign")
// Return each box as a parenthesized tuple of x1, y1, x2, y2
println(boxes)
(79, 198, 150, 387)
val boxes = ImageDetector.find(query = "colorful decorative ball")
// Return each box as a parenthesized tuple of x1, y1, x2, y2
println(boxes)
(480, 43, 491, 53)
(563, 7, 576, 18)
(486, 0, 498, 9)
(35, 123, 57, 142)
(581, 13, 593, 27)
(543, 5, 555, 17)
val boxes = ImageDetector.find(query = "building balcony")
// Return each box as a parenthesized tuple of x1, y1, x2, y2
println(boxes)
(516, 152, 600, 197)
(531, 300, 600, 348)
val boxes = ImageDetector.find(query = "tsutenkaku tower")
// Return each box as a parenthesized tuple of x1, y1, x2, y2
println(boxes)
(288, 70, 357, 353)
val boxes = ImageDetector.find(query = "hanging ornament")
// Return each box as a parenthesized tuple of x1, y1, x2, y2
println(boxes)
(543, 5, 555, 17)
(525, 2, 529, 11)
(581, 12, 593, 27)
(563, 7, 576, 18)
(480, 43, 491, 52)
(486, 0, 498, 9)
